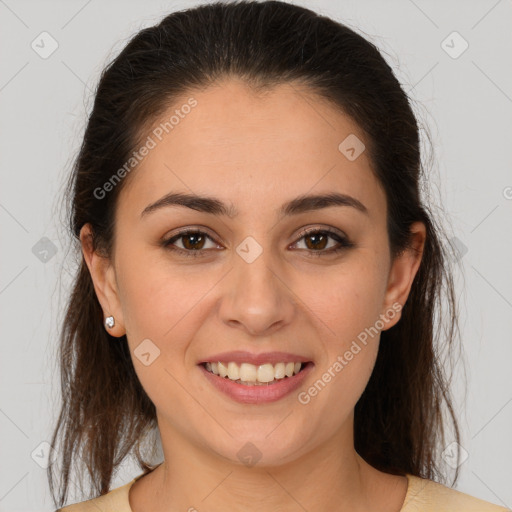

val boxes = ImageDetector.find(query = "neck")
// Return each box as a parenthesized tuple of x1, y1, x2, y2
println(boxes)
(139, 420, 407, 512)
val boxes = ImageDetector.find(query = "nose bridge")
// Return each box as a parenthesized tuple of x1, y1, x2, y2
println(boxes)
(219, 233, 295, 334)
(233, 233, 280, 300)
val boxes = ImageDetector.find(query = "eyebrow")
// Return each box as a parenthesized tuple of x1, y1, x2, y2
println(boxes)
(140, 191, 369, 219)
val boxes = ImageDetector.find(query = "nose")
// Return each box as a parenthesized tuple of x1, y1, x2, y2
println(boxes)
(218, 243, 296, 337)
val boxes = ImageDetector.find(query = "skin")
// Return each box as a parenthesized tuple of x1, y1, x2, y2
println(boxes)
(80, 78, 426, 512)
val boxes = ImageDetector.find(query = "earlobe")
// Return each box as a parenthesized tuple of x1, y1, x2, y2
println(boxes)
(79, 223, 126, 337)
(381, 222, 426, 330)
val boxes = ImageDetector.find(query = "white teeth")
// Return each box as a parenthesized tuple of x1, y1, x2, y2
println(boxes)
(257, 363, 275, 383)
(227, 362, 240, 380)
(204, 360, 305, 384)
(239, 363, 257, 382)
(218, 362, 228, 378)
(274, 362, 285, 379)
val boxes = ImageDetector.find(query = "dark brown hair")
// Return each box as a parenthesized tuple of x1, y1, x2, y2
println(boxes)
(48, 1, 462, 508)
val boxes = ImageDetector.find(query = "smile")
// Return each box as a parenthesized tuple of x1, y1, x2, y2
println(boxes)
(199, 360, 314, 404)
(203, 361, 304, 385)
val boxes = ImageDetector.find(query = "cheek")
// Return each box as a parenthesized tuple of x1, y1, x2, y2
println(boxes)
(115, 247, 218, 353)
(114, 251, 210, 407)
(292, 254, 385, 404)
(295, 256, 386, 348)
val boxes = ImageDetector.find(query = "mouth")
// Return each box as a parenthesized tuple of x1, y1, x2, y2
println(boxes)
(200, 360, 313, 386)
(197, 351, 314, 403)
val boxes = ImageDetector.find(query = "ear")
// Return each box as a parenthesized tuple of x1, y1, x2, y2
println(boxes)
(79, 223, 126, 337)
(380, 221, 426, 330)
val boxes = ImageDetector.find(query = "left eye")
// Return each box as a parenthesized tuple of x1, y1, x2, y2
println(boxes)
(162, 228, 353, 258)
(292, 229, 348, 252)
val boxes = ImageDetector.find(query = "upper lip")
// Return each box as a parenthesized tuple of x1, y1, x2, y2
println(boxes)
(199, 351, 312, 366)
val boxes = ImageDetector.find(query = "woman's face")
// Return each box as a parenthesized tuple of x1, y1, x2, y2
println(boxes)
(82, 78, 425, 466)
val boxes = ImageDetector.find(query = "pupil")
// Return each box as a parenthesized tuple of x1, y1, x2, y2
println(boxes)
(184, 233, 203, 250)
(307, 233, 327, 250)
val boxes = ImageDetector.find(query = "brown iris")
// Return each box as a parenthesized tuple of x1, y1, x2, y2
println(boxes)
(304, 232, 329, 250)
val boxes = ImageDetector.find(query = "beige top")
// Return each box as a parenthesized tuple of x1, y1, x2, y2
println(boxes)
(56, 472, 510, 511)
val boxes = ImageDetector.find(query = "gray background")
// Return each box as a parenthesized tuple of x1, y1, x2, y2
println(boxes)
(0, 0, 511, 510)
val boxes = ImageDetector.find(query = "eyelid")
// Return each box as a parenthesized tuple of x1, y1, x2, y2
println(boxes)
(293, 224, 347, 241)
(164, 225, 220, 242)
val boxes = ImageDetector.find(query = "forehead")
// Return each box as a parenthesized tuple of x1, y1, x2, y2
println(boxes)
(118, 79, 386, 221)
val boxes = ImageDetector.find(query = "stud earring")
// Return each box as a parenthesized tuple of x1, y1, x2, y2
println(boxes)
(105, 316, 115, 329)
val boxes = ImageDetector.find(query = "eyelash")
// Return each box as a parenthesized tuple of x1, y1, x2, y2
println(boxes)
(161, 227, 354, 258)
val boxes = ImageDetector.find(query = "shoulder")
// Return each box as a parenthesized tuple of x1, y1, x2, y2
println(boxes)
(55, 478, 136, 512)
(402, 474, 510, 512)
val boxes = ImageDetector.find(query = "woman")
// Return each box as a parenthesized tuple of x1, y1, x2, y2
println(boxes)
(49, 1, 509, 510)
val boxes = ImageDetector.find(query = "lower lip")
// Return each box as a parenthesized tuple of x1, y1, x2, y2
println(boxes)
(199, 363, 314, 404)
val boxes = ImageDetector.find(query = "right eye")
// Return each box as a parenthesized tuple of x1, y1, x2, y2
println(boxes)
(162, 229, 222, 257)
